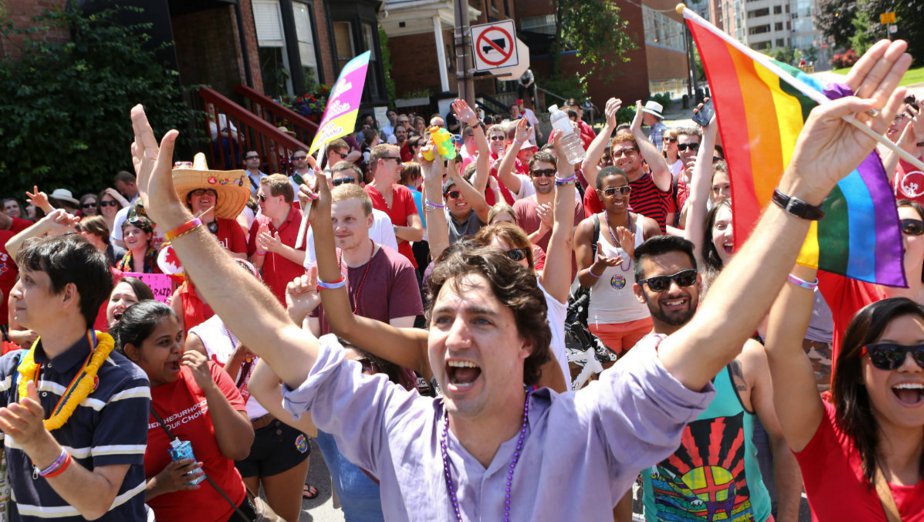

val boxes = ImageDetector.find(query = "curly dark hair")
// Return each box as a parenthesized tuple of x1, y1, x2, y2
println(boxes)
(425, 245, 551, 386)
(832, 297, 924, 486)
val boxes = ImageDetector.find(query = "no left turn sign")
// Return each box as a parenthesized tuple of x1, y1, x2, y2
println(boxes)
(471, 20, 519, 72)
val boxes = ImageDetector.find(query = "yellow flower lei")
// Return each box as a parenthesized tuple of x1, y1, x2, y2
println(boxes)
(17, 330, 115, 431)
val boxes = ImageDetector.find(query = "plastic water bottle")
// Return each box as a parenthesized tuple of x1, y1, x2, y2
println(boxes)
(548, 104, 585, 165)
(168, 438, 205, 485)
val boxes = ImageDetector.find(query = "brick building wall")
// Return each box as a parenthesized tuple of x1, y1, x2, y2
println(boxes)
(0, 0, 69, 60)
(172, 6, 246, 96)
(311, 0, 335, 84)
(237, 0, 265, 94)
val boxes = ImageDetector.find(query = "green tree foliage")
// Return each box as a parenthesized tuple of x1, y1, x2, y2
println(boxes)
(816, 0, 857, 50)
(552, 0, 637, 84)
(0, 6, 199, 198)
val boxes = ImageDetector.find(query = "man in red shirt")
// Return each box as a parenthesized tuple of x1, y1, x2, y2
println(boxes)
(248, 174, 306, 304)
(363, 144, 423, 268)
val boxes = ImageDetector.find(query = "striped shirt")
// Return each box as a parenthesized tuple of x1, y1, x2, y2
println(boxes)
(0, 334, 151, 521)
(629, 174, 671, 232)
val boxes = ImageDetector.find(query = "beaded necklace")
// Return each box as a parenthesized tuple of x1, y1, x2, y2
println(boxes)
(440, 391, 531, 522)
(337, 240, 375, 315)
(604, 212, 634, 272)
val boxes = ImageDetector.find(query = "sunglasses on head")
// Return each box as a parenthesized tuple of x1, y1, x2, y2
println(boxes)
(99, 200, 119, 207)
(505, 248, 527, 262)
(332, 176, 355, 187)
(901, 218, 924, 236)
(678, 143, 700, 152)
(638, 269, 698, 292)
(445, 190, 461, 199)
(531, 168, 556, 178)
(603, 186, 631, 197)
(862, 342, 924, 370)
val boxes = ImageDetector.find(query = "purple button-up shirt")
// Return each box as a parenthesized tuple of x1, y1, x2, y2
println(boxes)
(283, 334, 714, 521)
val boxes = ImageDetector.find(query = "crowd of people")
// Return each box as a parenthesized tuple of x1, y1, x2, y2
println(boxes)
(0, 39, 921, 522)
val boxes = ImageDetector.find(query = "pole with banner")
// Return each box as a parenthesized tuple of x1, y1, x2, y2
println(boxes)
(295, 51, 372, 249)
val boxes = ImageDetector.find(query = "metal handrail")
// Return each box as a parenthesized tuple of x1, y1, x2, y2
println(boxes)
(199, 87, 309, 174)
(235, 84, 319, 146)
(536, 86, 570, 105)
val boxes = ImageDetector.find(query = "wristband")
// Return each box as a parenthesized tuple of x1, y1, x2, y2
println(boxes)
(42, 453, 72, 479)
(771, 189, 824, 220)
(787, 273, 818, 290)
(164, 217, 202, 242)
(425, 200, 446, 210)
(317, 275, 346, 290)
(587, 266, 603, 279)
(555, 174, 577, 186)
(34, 449, 70, 479)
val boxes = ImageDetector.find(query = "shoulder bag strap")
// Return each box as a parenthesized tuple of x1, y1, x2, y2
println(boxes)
(150, 405, 253, 521)
(874, 465, 903, 522)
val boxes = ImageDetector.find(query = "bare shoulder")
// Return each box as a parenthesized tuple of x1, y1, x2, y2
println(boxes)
(639, 215, 660, 239)
(736, 338, 770, 387)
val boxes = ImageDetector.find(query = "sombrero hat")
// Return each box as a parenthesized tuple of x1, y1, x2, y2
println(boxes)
(172, 153, 248, 219)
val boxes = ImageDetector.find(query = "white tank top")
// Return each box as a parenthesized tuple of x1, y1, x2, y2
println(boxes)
(189, 315, 268, 420)
(587, 214, 651, 325)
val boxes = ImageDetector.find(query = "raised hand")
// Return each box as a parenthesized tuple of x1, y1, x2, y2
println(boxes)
(42, 209, 80, 236)
(285, 268, 321, 323)
(304, 172, 330, 227)
(630, 100, 645, 134)
(451, 99, 478, 126)
(785, 40, 911, 203)
(513, 118, 530, 145)
(604, 98, 621, 128)
(130, 105, 187, 229)
(181, 350, 214, 391)
(536, 203, 553, 231)
(25, 186, 51, 212)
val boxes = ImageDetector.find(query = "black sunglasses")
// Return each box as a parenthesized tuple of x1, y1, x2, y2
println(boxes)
(82, 202, 97, 209)
(489, 135, 506, 141)
(530, 168, 556, 178)
(257, 194, 267, 202)
(445, 190, 461, 199)
(901, 218, 924, 236)
(505, 248, 527, 262)
(603, 186, 631, 197)
(678, 143, 700, 152)
(332, 176, 355, 186)
(293, 155, 308, 161)
(638, 269, 698, 292)
(863, 342, 924, 370)
(99, 200, 119, 207)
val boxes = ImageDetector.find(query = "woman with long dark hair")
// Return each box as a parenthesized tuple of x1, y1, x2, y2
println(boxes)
(114, 301, 256, 521)
(766, 269, 924, 519)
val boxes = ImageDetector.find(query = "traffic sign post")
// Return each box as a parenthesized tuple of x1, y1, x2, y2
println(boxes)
(470, 20, 519, 72)
(880, 11, 896, 25)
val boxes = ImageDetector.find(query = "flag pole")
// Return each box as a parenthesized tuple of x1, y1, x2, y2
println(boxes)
(676, 4, 924, 173)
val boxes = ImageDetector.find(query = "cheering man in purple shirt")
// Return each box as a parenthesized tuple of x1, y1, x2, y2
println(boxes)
(128, 39, 910, 520)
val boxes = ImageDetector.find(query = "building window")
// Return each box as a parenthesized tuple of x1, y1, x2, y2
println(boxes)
(748, 24, 771, 35)
(774, 22, 783, 31)
(773, 5, 782, 14)
(520, 14, 557, 35)
(293, 2, 319, 85)
(333, 21, 355, 73)
(776, 38, 785, 47)
(747, 8, 769, 18)
(361, 22, 380, 98)
(253, 0, 292, 96)
(642, 6, 686, 52)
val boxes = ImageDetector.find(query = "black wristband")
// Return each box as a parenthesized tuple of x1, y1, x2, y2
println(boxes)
(771, 189, 824, 220)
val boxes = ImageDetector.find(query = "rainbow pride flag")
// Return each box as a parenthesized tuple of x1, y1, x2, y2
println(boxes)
(681, 7, 906, 287)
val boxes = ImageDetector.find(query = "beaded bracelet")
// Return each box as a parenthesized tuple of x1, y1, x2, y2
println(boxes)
(787, 273, 818, 290)
(555, 174, 577, 186)
(33, 449, 70, 479)
(425, 200, 446, 210)
(317, 275, 347, 291)
(164, 217, 202, 242)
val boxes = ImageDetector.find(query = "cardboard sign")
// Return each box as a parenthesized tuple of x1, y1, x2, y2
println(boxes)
(122, 272, 174, 304)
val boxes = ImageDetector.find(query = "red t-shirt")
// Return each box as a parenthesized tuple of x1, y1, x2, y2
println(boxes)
(0, 229, 17, 327)
(818, 272, 887, 381)
(179, 282, 215, 334)
(513, 196, 585, 279)
(796, 401, 924, 521)
(146, 364, 247, 522)
(248, 207, 306, 304)
(312, 244, 423, 334)
(214, 217, 247, 255)
(364, 184, 420, 268)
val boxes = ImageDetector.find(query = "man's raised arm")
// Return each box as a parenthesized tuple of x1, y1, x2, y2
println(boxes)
(130, 105, 319, 389)
(657, 39, 912, 391)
